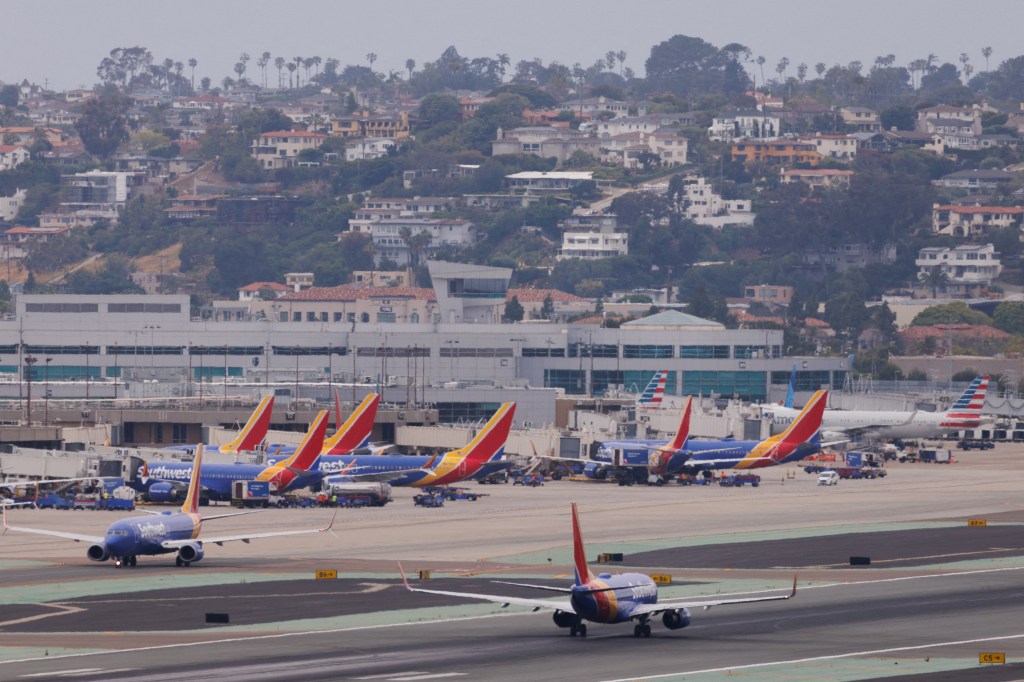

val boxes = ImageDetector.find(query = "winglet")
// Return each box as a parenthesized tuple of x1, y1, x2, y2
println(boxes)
(398, 561, 412, 590)
(571, 502, 593, 586)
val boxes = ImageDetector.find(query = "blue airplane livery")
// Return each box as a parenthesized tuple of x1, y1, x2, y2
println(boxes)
(2, 443, 334, 568)
(272, 403, 517, 488)
(400, 502, 796, 637)
(137, 410, 330, 502)
(650, 389, 829, 476)
(588, 396, 694, 484)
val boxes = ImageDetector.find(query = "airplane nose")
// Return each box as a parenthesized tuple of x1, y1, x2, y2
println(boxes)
(105, 535, 132, 556)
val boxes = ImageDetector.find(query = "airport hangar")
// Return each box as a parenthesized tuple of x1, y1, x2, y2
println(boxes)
(0, 263, 848, 447)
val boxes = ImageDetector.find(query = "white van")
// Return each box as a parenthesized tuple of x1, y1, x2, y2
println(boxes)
(817, 470, 839, 486)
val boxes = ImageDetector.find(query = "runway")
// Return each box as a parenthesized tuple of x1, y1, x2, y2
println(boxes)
(2, 450, 1024, 680)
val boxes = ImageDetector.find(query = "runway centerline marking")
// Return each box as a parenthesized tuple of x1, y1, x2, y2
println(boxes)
(353, 673, 428, 680)
(794, 546, 1022, 569)
(391, 674, 466, 681)
(600, 631, 1024, 682)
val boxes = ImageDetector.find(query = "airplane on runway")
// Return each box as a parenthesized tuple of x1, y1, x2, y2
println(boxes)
(761, 375, 991, 442)
(312, 402, 517, 488)
(2, 443, 335, 568)
(267, 392, 383, 458)
(649, 389, 830, 476)
(164, 394, 276, 455)
(135, 410, 330, 502)
(399, 502, 796, 637)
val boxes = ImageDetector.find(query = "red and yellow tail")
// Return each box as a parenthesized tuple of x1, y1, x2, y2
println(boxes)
(180, 443, 204, 515)
(571, 502, 594, 586)
(777, 389, 828, 445)
(450, 402, 516, 466)
(282, 410, 330, 471)
(219, 395, 275, 454)
(322, 393, 379, 455)
(665, 396, 692, 451)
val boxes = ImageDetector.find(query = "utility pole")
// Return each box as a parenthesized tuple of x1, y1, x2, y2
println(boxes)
(24, 355, 38, 424)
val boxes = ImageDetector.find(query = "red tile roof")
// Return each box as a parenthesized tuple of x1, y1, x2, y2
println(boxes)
(239, 282, 292, 292)
(934, 205, 1024, 214)
(507, 288, 587, 303)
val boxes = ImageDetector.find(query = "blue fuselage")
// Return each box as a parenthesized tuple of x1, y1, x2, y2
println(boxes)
(137, 462, 322, 500)
(572, 573, 658, 624)
(664, 436, 821, 473)
(267, 453, 435, 487)
(102, 512, 198, 558)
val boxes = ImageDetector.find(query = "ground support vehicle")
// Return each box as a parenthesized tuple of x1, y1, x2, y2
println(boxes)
(718, 474, 761, 487)
(413, 493, 445, 507)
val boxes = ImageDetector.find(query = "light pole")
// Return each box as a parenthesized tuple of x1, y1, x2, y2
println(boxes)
(44, 357, 52, 424)
(445, 340, 459, 381)
(24, 355, 37, 424)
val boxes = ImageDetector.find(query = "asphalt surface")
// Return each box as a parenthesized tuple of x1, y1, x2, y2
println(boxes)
(0, 567, 1022, 681)
(627, 525, 1024, 570)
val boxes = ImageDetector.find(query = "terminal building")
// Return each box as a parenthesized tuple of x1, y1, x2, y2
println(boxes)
(0, 262, 850, 444)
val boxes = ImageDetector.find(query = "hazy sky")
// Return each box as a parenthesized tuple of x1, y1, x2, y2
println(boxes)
(3, 0, 1022, 91)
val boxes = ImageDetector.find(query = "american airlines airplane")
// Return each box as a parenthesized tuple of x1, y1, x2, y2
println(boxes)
(761, 375, 991, 441)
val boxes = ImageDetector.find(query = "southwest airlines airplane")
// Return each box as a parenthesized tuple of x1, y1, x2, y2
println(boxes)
(649, 389, 830, 476)
(279, 402, 517, 488)
(762, 375, 990, 441)
(165, 394, 276, 455)
(137, 410, 330, 502)
(269, 392, 382, 457)
(589, 396, 695, 482)
(400, 502, 796, 637)
(3, 443, 334, 568)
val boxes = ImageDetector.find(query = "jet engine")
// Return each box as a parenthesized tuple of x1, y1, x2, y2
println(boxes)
(552, 610, 578, 628)
(662, 608, 692, 630)
(177, 543, 205, 564)
(146, 482, 179, 503)
(583, 462, 608, 480)
(87, 544, 110, 562)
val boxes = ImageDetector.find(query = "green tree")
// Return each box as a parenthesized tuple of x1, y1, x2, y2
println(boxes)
(918, 265, 950, 299)
(73, 85, 131, 159)
(503, 295, 525, 322)
(416, 93, 462, 129)
(687, 279, 728, 323)
(540, 294, 555, 320)
(66, 256, 144, 294)
(993, 301, 1024, 334)
(910, 302, 991, 326)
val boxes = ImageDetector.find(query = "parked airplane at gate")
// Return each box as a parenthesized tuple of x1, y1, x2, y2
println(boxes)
(136, 410, 330, 502)
(306, 403, 517, 487)
(3, 443, 334, 568)
(165, 394, 276, 455)
(589, 396, 694, 483)
(762, 375, 990, 441)
(650, 389, 830, 476)
(400, 502, 795, 637)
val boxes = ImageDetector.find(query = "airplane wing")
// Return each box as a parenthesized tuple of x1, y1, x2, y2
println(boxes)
(2, 508, 103, 544)
(630, 576, 797, 617)
(329, 467, 426, 483)
(163, 510, 337, 548)
(399, 564, 572, 611)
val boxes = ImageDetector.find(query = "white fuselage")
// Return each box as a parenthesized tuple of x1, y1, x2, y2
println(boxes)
(762, 405, 986, 441)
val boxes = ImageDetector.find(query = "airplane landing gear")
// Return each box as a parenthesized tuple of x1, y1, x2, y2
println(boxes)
(569, 623, 587, 637)
(633, 623, 651, 638)
(175, 556, 191, 567)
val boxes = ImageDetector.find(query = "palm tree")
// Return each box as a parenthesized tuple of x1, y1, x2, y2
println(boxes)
(303, 57, 315, 85)
(920, 266, 950, 299)
(238, 52, 250, 82)
(173, 61, 184, 95)
(286, 62, 297, 89)
(293, 57, 303, 87)
(926, 53, 938, 73)
(188, 57, 197, 90)
(605, 51, 616, 74)
(959, 53, 973, 82)
(616, 50, 626, 77)
(366, 52, 377, 71)
(755, 55, 766, 85)
(274, 56, 285, 89)
(312, 56, 322, 80)
(405, 58, 416, 81)
(981, 46, 993, 72)
(776, 57, 789, 81)
(797, 63, 807, 83)
(233, 62, 246, 84)
(257, 52, 271, 88)
(815, 62, 826, 78)
(496, 53, 510, 82)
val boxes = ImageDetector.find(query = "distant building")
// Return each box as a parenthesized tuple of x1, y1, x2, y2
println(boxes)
(743, 284, 794, 307)
(931, 204, 1024, 237)
(798, 134, 858, 161)
(674, 176, 754, 228)
(840, 107, 881, 133)
(505, 171, 594, 194)
(345, 137, 396, 161)
(731, 140, 820, 166)
(916, 244, 1001, 297)
(557, 217, 629, 260)
(709, 110, 782, 142)
(781, 168, 855, 189)
(285, 273, 315, 291)
(0, 145, 30, 171)
(251, 130, 327, 169)
(933, 169, 1015, 192)
(342, 217, 477, 267)
(0, 188, 27, 223)
(491, 126, 600, 164)
(238, 282, 293, 302)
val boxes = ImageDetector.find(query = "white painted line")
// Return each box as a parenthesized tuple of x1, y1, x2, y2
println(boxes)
(391, 674, 467, 681)
(0, 603, 84, 628)
(20, 670, 100, 678)
(600, 631, 1024, 682)
(354, 673, 428, 680)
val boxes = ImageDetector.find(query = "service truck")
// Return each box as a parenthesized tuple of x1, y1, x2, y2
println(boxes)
(326, 481, 392, 506)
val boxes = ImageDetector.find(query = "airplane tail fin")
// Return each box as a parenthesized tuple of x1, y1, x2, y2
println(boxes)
(783, 363, 797, 408)
(280, 411, 330, 471)
(950, 375, 988, 414)
(777, 389, 828, 445)
(664, 396, 692, 452)
(180, 443, 204, 515)
(439, 402, 516, 467)
(571, 502, 594, 586)
(322, 393, 379, 455)
(636, 370, 668, 408)
(219, 395, 275, 454)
